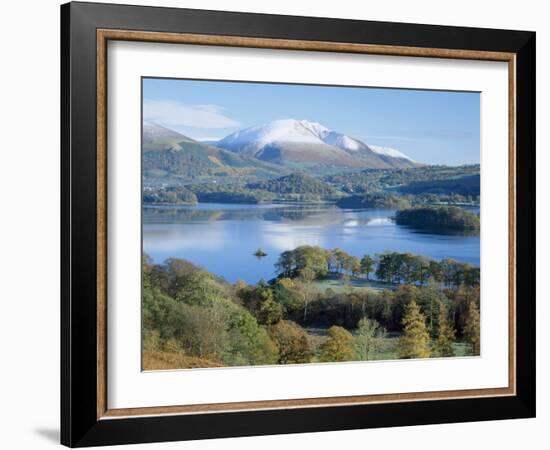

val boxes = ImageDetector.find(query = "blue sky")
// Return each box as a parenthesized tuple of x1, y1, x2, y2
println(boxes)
(143, 77, 480, 165)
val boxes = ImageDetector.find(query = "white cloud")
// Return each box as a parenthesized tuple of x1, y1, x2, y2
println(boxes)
(143, 99, 240, 129)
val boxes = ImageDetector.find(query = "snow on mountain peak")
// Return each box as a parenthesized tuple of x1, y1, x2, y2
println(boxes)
(322, 132, 366, 152)
(217, 119, 331, 153)
(216, 119, 413, 163)
(218, 119, 363, 150)
(369, 145, 413, 161)
(295, 119, 331, 138)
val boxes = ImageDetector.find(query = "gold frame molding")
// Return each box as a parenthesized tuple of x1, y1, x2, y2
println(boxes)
(96, 29, 517, 420)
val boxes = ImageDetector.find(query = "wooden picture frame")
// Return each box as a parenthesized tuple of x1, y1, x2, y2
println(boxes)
(61, 1, 535, 447)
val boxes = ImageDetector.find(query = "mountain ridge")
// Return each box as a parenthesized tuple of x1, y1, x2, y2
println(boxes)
(142, 120, 420, 184)
(142, 122, 288, 183)
(214, 119, 417, 170)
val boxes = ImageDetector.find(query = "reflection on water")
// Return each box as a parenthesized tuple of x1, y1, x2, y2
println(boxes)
(143, 203, 480, 284)
(143, 203, 347, 224)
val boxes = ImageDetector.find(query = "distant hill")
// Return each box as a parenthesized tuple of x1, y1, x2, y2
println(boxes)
(215, 119, 418, 172)
(143, 122, 196, 151)
(325, 165, 480, 194)
(143, 122, 287, 183)
(247, 173, 336, 196)
(398, 174, 480, 197)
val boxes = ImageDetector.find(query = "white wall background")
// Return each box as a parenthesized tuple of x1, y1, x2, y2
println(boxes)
(0, 0, 546, 448)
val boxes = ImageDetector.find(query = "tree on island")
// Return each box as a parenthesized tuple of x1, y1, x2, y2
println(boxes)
(397, 300, 431, 359)
(360, 255, 375, 280)
(253, 248, 267, 258)
(434, 301, 456, 357)
(319, 326, 355, 362)
(464, 300, 481, 355)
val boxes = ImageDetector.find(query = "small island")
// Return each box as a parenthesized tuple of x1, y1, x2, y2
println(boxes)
(394, 206, 480, 233)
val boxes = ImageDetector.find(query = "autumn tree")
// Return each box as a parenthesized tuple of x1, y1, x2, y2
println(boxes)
(355, 318, 387, 360)
(319, 326, 355, 362)
(268, 320, 312, 364)
(273, 277, 303, 314)
(464, 300, 481, 355)
(257, 296, 284, 325)
(331, 248, 351, 274)
(397, 300, 431, 359)
(360, 255, 375, 280)
(434, 301, 455, 357)
(238, 283, 276, 319)
(294, 245, 329, 278)
(350, 256, 362, 277)
(167, 301, 229, 361)
(392, 284, 419, 332)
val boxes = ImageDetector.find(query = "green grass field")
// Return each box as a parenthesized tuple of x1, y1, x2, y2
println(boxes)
(304, 325, 474, 362)
(311, 274, 394, 294)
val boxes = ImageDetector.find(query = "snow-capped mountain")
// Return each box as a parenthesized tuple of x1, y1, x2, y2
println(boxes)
(215, 119, 416, 169)
(216, 119, 328, 156)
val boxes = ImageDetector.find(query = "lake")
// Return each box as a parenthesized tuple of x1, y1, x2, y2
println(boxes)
(143, 203, 480, 284)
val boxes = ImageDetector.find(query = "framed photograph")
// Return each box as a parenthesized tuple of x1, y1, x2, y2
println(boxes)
(61, 1, 536, 447)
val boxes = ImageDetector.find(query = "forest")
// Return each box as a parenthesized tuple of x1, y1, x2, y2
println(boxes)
(143, 185, 197, 205)
(143, 246, 480, 370)
(336, 192, 411, 209)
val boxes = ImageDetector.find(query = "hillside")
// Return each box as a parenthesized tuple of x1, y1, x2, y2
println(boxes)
(142, 124, 479, 208)
(398, 174, 480, 197)
(143, 122, 287, 183)
(325, 165, 480, 194)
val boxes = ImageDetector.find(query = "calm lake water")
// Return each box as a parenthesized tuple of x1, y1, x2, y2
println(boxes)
(143, 203, 480, 284)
